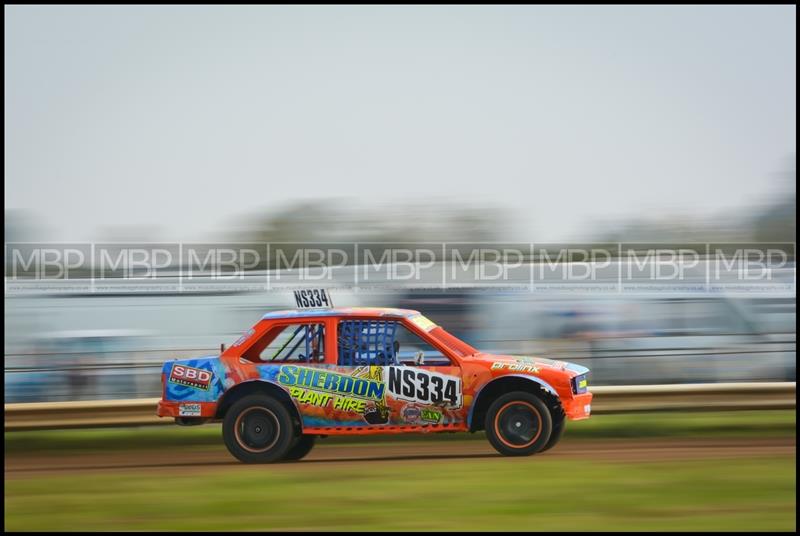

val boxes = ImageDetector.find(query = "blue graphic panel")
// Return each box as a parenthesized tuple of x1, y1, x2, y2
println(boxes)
(162, 356, 226, 402)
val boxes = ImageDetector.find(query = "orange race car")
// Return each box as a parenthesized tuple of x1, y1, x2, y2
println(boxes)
(157, 291, 592, 463)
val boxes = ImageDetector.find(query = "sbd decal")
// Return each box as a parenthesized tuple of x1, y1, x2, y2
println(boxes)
(169, 364, 213, 390)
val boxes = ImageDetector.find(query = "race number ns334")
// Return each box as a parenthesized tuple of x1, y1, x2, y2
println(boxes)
(294, 289, 333, 309)
(385, 367, 462, 408)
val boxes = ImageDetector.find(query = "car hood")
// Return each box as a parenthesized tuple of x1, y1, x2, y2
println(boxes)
(469, 352, 590, 377)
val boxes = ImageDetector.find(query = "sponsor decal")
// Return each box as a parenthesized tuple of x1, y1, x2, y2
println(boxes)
(179, 403, 202, 417)
(335, 396, 368, 413)
(402, 405, 421, 423)
(289, 387, 334, 408)
(363, 403, 389, 424)
(287, 386, 368, 414)
(409, 314, 437, 332)
(527, 356, 568, 369)
(282, 366, 391, 424)
(491, 361, 540, 374)
(169, 364, 213, 390)
(385, 367, 462, 408)
(278, 365, 385, 401)
(584, 404, 591, 415)
(355, 367, 390, 424)
(420, 407, 442, 423)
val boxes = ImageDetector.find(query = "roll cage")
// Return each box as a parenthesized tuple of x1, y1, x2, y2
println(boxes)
(222, 312, 473, 367)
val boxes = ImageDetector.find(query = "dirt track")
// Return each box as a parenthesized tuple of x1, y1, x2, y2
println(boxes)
(5, 436, 795, 478)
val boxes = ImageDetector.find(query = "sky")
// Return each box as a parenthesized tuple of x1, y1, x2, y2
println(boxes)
(4, 5, 796, 242)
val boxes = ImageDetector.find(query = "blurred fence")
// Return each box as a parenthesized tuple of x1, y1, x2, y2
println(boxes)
(5, 262, 796, 402)
(4, 382, 795, 431)
(5, 340, 795, 403)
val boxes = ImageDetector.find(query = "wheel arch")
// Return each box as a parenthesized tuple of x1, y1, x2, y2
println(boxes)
(215, 380, 303, 432)
(468, 375, 563, 432)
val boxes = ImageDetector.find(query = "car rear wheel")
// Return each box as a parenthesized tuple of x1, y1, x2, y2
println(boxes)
(283, 434, 316, 461)
(485, 391, 553, 456)
(223, 394, 296, 463)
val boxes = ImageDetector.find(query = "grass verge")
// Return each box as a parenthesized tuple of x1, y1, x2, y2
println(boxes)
(5, 454, 796, 531)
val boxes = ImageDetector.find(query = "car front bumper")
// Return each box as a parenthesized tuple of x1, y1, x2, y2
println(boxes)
(562, 392, 593, 420)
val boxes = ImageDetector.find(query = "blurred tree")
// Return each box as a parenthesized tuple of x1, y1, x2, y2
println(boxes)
(752, 157, 795, 243)
(4, 209, 44, 244)
(228, 197, 512, 268)
(594, 155, 796, 248)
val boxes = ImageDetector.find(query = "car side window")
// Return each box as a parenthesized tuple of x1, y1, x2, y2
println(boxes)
(394, 324, 451, 366)
(256, 323, 325, 363)
(337, 320, 399, 366)
(336, 320, 452, 367)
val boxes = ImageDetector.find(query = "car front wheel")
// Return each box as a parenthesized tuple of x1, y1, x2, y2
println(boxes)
(485, 391, 553, 456)
(539, 409, 566, 453)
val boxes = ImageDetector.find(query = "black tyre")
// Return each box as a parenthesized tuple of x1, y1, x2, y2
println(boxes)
(223, 394, 296, 463)
(485, 391, 553, 456)
(283, 434, 316, 461)
(539, 409, 566, 453)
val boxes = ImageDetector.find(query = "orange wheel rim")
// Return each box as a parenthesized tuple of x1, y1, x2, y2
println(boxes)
(494, 401, 543, 449)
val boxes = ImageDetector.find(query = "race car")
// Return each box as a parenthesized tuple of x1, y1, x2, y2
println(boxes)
(157, 297, 592, 463)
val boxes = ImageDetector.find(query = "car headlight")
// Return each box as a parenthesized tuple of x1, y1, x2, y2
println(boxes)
(571, 374, 589, 394)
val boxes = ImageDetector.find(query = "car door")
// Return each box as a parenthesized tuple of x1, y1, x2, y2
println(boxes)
(334, 318, 465, 428)
(247, 320, 336, 424)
